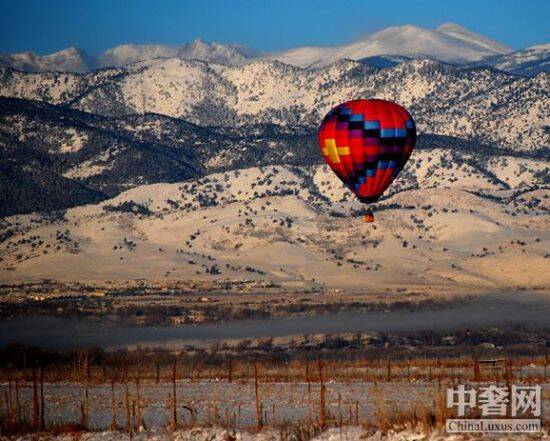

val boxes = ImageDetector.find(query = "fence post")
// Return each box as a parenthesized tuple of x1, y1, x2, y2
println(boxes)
(124, 364, 131, 433)
(172, 359, 178, 430)
(40, 365, 45, 430)
(473, 359, 481, 382)
(15, 377, 21, 424)
(317, 358, 326, 428)
(111, 378, 117, 430)
(254, 362, 262, 431)
(32, 366, 39, 430)
(136, 365, 142, 430)
(83, 358, 90, 430)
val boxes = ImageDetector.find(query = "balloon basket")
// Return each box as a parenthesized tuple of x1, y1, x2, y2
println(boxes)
(364, 212, 375, 223)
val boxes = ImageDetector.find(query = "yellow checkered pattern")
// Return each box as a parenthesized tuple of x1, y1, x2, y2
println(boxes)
(322, 139, 350, 163)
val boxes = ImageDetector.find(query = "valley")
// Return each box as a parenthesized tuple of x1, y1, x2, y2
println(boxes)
(0, 22, 548, 339)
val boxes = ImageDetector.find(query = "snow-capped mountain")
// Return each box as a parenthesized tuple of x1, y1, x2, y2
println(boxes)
(267, 24, 512, 68)
(99, 44, 181, 67)
(474, 44, 550, 77)
(364, 45, 550, 78)
(0, 47, 96, 73)
(100, 39, 256, 67)
(2, 23, 547, 76)
(0, 40, 257, 73)
(435, 23, 511, 55)
(174, 40, 257, 64)
(1, 58, 548, 151)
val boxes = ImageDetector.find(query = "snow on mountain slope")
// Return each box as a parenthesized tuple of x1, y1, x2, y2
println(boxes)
(175, 39, 255, 65)
(2, 92, 546, 217)
(267, 24, 512, 68)
(1, 58, 548, 150)
(436, 23, 511, 55)
(0, 23, 528, 74)
(217, 60, 314, 117)
(476, 44, 550, 77)
(0, 47, 96, 73)
(0, 67, 123, 105)
(1, 162, 548, 289)
(0, 40, 256, 73)
(100, 45, 180, 67)
(100, 40, 255, 67)
(115, 59, 236, 118)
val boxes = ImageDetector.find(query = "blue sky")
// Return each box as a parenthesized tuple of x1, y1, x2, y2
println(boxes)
(1, 0, 548, 55)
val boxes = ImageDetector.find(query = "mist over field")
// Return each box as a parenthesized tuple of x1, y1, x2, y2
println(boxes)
(1, 292, 548, 349)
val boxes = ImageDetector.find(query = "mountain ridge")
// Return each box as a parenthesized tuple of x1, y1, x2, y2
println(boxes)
(2, 57, 547, 151)
(269, 24, 513, 68)
(435, 23, 512, 54)
(2, 23, 546, 76)
(0, 93, 548, 218)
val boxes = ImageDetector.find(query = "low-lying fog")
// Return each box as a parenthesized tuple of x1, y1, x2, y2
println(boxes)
(1, 292, 548, 349)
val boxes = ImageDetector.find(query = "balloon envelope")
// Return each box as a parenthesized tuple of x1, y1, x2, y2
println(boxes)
(318, 99, 416, 204)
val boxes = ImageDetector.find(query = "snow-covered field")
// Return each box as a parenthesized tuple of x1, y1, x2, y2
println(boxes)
(2, 381, 431, 429)
(11, 426, 550, 441)
(4, 380, 549, 440)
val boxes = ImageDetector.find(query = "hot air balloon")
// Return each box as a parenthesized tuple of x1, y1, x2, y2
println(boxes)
(318, 99, 416, 222)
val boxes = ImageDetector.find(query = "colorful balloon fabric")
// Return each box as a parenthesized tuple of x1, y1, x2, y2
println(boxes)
(318, 99, 416, 204)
